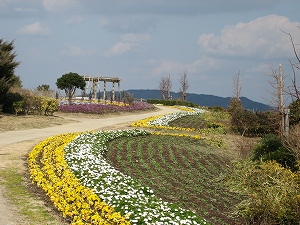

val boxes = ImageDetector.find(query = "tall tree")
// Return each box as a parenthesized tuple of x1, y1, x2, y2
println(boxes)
(166, 74, 172, 99)
(56, 72, 86, 105)
(159, 76, 167, 99)
(232, 70, 242, 100)
(159, 75, 172, 100)
(0, 39, 20, 100)
(179, 70, 189, 101)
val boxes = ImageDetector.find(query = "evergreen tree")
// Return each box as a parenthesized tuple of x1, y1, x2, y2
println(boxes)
(0, 39, 20, 101)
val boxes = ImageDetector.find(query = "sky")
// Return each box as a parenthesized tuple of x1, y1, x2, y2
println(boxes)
(1, 0, 300, 104)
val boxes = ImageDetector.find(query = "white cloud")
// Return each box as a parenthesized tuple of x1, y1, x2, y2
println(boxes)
(61, 44, 97, 56)
(149, 60, 186, 77)
(198, 15, 300, 60)
(104, 33, 151, 57)
(65, 16, 84, 25)
(14, 7, 38, 13)
(121, 33, 151, 43)
(17, 22, 50, 36)
(42, 0, 80, 13)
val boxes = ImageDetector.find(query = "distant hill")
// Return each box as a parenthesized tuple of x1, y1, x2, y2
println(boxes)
(126, 89, 271, 111)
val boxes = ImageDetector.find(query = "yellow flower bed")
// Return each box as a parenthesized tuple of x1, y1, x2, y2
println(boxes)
(28, 133, 130, 225)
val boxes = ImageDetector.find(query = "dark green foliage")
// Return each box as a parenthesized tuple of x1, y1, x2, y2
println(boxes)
(252, 134, 298, 171)
(227, 97, 242, 114)
(288, 99, 300, 126)
(56, 72, 86, 104)
(231, 107, 280, 136)
(2, 92, 23, 113)
(147, 99, 198, 107)
(37, 84, 50, 92)
(231, 108, 259, 136)
(254, 111, 280, 134)
(0, 39, 20, 104)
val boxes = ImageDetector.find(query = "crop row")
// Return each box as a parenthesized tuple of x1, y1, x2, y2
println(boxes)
(106, 134, 242, 225)
(64, 129, 207, 225)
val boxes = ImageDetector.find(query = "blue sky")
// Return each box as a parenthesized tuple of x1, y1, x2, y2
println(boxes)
(1, 0, 300, 104)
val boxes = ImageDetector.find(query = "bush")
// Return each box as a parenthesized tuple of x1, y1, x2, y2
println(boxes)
(288, 99, 300, 126)
(284, 123, 300, 160)
(225, 160, 300, 224)
(123, 92, 134, 105)
(40, 97, 59, 115)
(252, 134, 298, 172)
(12, 101, 24, 115)
(147, 99, 198, 107)
(1, 92, 23, 113)
(227, 97, 242, 114)
(231, 108, 259, 136)
(231, 109, 280, 137)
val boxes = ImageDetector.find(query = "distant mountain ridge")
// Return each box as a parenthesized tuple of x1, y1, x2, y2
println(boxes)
(126, 89, 271, 111)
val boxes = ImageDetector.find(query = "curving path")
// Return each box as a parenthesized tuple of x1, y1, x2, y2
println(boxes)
(0, 105, 182, 225)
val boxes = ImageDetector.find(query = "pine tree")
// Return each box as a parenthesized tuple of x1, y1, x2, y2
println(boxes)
(0, 39, 20, 98)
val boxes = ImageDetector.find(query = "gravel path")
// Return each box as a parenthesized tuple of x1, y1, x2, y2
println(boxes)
(0, 105, 182, 225)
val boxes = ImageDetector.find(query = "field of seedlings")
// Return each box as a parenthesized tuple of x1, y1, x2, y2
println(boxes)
(105, 110, 243, 225)
(27, 106, 246, 224)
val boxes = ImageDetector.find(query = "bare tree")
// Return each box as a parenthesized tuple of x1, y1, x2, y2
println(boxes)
(266, 64, 288, 110)
(179, 70, 189, 101)
(166, 74, 172, 99)
(159, 76, 167, 99)
(232, 70, 242, 100)
(280, 28, 300, 101)
(159, 75, 172, 100)
(264, 64, 288, 136)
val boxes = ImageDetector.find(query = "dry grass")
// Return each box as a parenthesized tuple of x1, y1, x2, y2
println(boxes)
(0, 113, 77, 132)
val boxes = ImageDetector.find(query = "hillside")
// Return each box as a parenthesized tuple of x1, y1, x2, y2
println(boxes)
(126, 89, 271, 111)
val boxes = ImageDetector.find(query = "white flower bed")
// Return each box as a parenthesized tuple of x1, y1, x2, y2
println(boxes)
(148, 107, 206, 127)
(64, 129, 207, 225)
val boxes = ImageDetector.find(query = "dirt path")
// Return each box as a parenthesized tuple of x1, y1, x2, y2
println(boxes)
(0, 105, 182, 225)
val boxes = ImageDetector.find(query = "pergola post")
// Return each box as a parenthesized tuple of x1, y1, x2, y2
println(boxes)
(82, 76, 122, 102)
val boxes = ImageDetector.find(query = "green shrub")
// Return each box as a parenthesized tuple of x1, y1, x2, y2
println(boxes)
(12, 101, 24, 115)
(252, 134, 298, 172)
(231, 108, 259, 136)
(40, 97, 59, 115)
(288, 99, 300, 126)
(1, 92, 23, 113)
(146, 99, 198, 107)
(225, 160, 300, 224)
(227, 97, 242, 114)
(231, 109, 280, 136)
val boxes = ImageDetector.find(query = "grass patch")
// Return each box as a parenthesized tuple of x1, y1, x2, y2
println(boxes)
(0, 168, 66, 225)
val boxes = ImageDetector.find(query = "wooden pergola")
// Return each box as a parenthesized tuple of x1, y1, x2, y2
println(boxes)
(82, 76, 121, 101)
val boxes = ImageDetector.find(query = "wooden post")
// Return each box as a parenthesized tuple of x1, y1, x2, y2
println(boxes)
(279, 63, 285, 137)
(283, 108, 290, 136)
(103, 81, 106, 101)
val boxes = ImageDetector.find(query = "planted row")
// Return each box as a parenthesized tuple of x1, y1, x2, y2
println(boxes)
(64, 129, 208, 225)
(59, 102, 154, 114)
(131, 107, 206, 132)
(106, 134, 242, 225)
